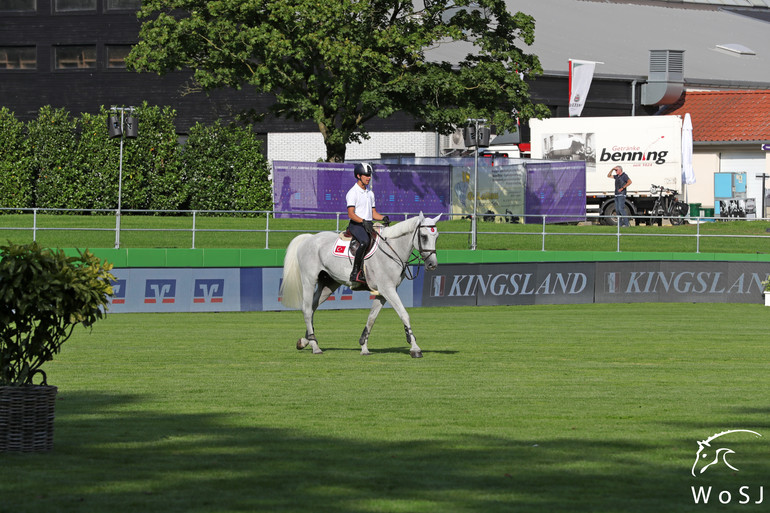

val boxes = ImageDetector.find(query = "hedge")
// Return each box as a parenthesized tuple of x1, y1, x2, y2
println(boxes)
(0, 103, 272, 215)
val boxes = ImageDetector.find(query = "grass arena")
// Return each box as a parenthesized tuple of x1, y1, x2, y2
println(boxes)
(2, 219, 770, 511)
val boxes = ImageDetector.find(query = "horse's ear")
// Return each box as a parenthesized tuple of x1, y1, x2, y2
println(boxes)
(432, 213, 441, 223)
(419, 211, 424, 219)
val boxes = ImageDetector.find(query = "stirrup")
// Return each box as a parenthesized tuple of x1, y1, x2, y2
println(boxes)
(351, 269, 367, 284)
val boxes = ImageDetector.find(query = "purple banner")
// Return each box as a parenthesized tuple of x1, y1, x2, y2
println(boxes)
(525, 161, 586, 224)
(273, 161, 451, 218)
(370, 164, 450, 215)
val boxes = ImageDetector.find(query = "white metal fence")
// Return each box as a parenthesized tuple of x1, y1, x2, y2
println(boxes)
(1, 207, 769, 253)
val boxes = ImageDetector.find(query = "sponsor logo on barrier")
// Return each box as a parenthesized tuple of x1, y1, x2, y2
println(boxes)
(194, 279, 224, 304)
(431, 276, 445, 297)
(430, 272, 588, 297)
(144, 279, 176, 304)
(604, 271, 767, 295)
(111, 279, 127, 304)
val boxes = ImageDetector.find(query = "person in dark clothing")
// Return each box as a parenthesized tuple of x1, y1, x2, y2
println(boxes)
(608, 165, 632, 227)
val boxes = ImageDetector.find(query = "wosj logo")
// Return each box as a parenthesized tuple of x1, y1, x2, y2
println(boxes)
(690, 429, 764, 506)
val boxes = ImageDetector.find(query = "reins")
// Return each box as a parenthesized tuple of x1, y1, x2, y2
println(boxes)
(378, 223, 436, 281)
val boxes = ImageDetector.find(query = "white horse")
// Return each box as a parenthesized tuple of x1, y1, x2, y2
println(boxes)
(280, 212, 441, 358)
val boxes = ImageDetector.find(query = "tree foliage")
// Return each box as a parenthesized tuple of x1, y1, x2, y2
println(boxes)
(127, 0, 549, 162)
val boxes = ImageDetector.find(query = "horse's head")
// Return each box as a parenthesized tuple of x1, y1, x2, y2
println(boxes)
(691, 430, 761, 477)
(417, 212, 441, 271)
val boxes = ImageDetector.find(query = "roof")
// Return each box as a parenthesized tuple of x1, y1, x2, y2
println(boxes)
(662, 90, 770, 142)
(428, 1, 770, 88)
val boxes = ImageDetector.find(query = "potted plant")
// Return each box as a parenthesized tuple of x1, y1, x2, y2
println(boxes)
(0, 242, 113, 452)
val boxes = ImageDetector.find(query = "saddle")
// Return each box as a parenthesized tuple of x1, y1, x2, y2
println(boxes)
(333, 223, 383, 259)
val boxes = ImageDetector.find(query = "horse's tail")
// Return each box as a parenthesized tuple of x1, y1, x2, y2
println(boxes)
(280, 233, 313, 309)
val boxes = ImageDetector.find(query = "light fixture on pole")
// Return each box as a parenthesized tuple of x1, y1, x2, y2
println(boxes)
(464, 118, 490, 250)
(108, 106, 138, 249)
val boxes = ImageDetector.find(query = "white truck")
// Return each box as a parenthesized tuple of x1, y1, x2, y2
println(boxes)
(529, 115, 683, 225)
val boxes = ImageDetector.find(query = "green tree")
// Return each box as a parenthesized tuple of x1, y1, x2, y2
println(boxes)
(127, 0, 548, 162)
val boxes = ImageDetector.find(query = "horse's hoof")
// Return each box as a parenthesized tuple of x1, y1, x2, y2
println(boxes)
(297, 338, 308, 350)
(312, 349, 323, 355)
(411, 351, 423, 358)
(361, 351, 372, 356)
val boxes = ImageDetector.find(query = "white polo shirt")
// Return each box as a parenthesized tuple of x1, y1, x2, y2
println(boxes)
(346, 183, 375, 221)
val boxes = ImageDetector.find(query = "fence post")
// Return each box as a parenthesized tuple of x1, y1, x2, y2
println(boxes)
(191, 211, 197, 249)
(616, 218, 621, 252)
(114, 208, 121, 248)
(541, 215, 546, 251)
(32, 208, 38, 242)
(265, 212, 270, 249)
(696, 217, 701, 253)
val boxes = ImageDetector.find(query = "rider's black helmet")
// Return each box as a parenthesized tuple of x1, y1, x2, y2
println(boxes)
(354, 163, 373, 180)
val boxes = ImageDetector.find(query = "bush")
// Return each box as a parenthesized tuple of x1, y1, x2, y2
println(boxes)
(0, 242, 114, 386)
(181, 120, 272, 215)
(0, 107, 33, 209)
(0, 105, 271, 214)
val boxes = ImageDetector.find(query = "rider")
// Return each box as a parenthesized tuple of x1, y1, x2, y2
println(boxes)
(346, 163, 389, 284)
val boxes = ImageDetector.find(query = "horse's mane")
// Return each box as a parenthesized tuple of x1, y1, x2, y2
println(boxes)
(381, 215, 421, 239)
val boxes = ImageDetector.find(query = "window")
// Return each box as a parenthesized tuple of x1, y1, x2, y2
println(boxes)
(55, 46, 96, 69)
(106, 0, 141, 10)
(0, 47, 37, 70)
(54, 0, 96, 12)
(0, 0, 36, 12)
(106, 45, 131, 68)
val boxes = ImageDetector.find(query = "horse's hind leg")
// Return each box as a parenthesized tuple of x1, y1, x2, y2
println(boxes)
(297, 273, 327, 354)
(359, 296, 386, 356)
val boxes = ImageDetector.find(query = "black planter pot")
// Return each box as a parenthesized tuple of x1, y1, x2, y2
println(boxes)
(0, 385, 58, 452)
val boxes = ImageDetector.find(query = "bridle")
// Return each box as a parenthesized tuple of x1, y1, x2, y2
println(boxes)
(379, 222, 438, 280)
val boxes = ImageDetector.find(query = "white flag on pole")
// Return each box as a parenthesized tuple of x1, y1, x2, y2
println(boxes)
(569, 59, 599, 117)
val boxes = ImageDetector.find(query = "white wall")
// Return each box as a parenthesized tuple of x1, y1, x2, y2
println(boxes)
(267, 131, 439, 163)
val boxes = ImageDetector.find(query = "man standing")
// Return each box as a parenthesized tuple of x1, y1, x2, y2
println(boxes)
(346, 163, 388, 284)
(608, 165, 632, 227)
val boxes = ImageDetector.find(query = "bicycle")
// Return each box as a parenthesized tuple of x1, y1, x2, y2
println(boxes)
(649, 184, 688, 226)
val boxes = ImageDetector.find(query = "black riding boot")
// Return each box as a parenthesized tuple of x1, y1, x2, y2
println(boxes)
(349, 243, 367, 283)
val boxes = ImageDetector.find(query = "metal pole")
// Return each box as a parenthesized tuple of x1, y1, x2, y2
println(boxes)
(696, 218, 701, 253)
(468, 118, 486, 250)
(32, 208, 37, 242)
(471, 130, 479, 250)
(191, 210, 197, 249)
(115, 108, 125, 249)
(265, 212, 270, 249)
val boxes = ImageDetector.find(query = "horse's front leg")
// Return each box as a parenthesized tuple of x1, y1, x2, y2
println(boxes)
(359, 296, 386, 355)
(378, 286, 422, 358)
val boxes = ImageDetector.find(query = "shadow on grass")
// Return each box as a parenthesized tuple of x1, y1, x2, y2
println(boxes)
(322, 346, 459, 356)
(0, 392, 761, 513)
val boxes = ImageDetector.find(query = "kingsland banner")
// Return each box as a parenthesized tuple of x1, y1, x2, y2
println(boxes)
(105, 261, 769, 313)
(422, 262, 770, 307)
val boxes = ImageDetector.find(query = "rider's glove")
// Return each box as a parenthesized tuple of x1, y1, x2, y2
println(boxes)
(381, 215, 390, 226)
(363, 220, 374, 234)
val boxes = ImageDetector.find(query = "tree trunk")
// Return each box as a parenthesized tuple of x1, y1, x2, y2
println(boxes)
(319, 122, 348, 162)
(323, 139, 347, 163)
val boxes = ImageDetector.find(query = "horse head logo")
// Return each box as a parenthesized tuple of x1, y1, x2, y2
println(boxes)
(691, 430, 761, 477)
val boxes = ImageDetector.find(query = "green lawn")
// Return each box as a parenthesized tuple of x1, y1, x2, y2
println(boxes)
(2, 304, 769, 512)
(1, 213, 770, 253)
